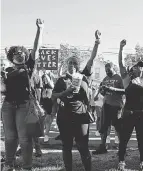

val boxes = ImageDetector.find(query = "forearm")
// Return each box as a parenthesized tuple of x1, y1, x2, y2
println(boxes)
(118, 47, 124, 69)
(58, 63, 63, 77)
(111, 87, 125, 92)
(31, 27, 43, 60)
(45, 75, 54, 88)
(51, 100, 58, 115)
(86, 41, 99, 72)
(108, 87, 125, 95)
(36, 89, 41, 102)
(52, 91, 67, 101)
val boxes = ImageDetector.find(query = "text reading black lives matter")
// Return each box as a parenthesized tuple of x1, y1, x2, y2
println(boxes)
(29, 49, 59, 70)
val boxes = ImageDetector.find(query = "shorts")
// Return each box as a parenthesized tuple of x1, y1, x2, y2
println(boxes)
(99, 103, 122, 134)
(40, 98, 53, 115)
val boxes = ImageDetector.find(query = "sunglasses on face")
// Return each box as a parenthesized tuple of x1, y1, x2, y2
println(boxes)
(68, 61, 78, 65)
(13, 51, 26, 56)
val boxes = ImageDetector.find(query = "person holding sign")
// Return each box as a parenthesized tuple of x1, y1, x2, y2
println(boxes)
(1, 19, 44, 171)
(52, 30, 101, 171)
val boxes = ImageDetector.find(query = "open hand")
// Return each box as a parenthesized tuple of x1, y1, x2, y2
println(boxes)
(120, 39, 126, 48)
(36, 19, 44, 29)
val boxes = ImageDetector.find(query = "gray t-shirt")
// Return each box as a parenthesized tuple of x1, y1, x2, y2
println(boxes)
(102, 74, 123, 107)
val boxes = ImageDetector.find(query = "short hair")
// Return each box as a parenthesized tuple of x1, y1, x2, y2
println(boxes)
(105, 62, 113, 68)
(66, 56, 80, 71)
(7, 46, 29, 64)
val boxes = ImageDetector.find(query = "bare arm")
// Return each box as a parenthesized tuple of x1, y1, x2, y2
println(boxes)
(82, 30, 101, 75)
(44, 74, 54, 89)
(51, 100, 59, 115)
(118, 40, 127, 78)
(108, 87, 125, 92)
(58, 63, 64, 77)
(52, 87, 75, 101)
(35, 88, 41, 102)
(31, 19, 44, 61)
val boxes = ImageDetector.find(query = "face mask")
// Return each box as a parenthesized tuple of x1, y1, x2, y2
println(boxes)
(13, 52, 25, 64)
(106, 72, 113, 77)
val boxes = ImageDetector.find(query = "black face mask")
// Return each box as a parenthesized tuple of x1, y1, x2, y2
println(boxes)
(106, 72, 113, 77)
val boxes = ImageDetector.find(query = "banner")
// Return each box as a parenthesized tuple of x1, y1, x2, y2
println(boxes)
(29, 49, 59, 70)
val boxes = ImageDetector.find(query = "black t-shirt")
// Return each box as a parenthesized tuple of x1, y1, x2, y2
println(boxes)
(125, 83, 143, 110)
(4, 55, 35, 103)
(53, 73, 89, 116)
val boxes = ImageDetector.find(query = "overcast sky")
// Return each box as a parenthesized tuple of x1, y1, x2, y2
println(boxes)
(1, 0, 143, 64)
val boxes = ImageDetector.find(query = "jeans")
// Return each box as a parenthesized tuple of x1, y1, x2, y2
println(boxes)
(1, 100, 33, 169)
(57, 116, 91, 171)
(95, 106, 102, 131)
(119, 111, 143, 162)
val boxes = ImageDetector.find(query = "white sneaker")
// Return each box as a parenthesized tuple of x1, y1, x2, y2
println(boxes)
(2, 165, 15, 171)
(44, 135, 49, 142)
(118, 161, 126, 171)
(140, 161, 143, 170)
(106, 136, 111, 144)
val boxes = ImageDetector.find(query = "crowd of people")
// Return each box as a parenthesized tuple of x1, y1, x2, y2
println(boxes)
(1, 19, 143, 171)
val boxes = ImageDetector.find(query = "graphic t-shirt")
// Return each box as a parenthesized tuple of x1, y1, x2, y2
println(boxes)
(102, 74, 124, 107)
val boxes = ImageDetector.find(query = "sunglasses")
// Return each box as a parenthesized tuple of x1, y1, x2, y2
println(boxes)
(68, 61, 78, 65)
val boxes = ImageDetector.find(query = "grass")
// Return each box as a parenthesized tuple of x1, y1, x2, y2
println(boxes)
(1, 140, 141, 171)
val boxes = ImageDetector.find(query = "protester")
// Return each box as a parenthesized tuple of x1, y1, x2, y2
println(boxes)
(16, 69, 43, 157)
(117, 40, 143, 170)
(92, 62, 124, 155)
(1, 19, 44, 171)
(52, 30, 101, 171)
(40, 70, 54, 142)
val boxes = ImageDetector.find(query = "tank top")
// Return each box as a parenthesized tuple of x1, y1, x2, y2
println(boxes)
(124, 83, 143, 110)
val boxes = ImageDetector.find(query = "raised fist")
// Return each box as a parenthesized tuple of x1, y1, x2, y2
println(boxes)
(36, 19, 44, 29)
(120, 39, 126, 48)
(95, 30, 101, 40)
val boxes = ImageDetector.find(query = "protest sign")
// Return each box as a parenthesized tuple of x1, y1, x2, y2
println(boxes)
(29, 49, 59, 70)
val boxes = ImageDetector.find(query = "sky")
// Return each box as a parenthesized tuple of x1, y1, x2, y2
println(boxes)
(1, 0, 143, 64)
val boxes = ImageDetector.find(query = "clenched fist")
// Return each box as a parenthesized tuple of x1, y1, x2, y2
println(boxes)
(36, 19, 44, 29)
(120, 39, 126, 48)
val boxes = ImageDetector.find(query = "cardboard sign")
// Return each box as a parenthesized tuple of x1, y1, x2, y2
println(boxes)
(29, 49, 59, 70)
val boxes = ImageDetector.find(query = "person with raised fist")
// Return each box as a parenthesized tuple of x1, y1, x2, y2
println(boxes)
(51, 30, 101, 171)
(1, 19, 44, 171)
(92, 61, 125, 155)
(117, 40, 143, 171)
